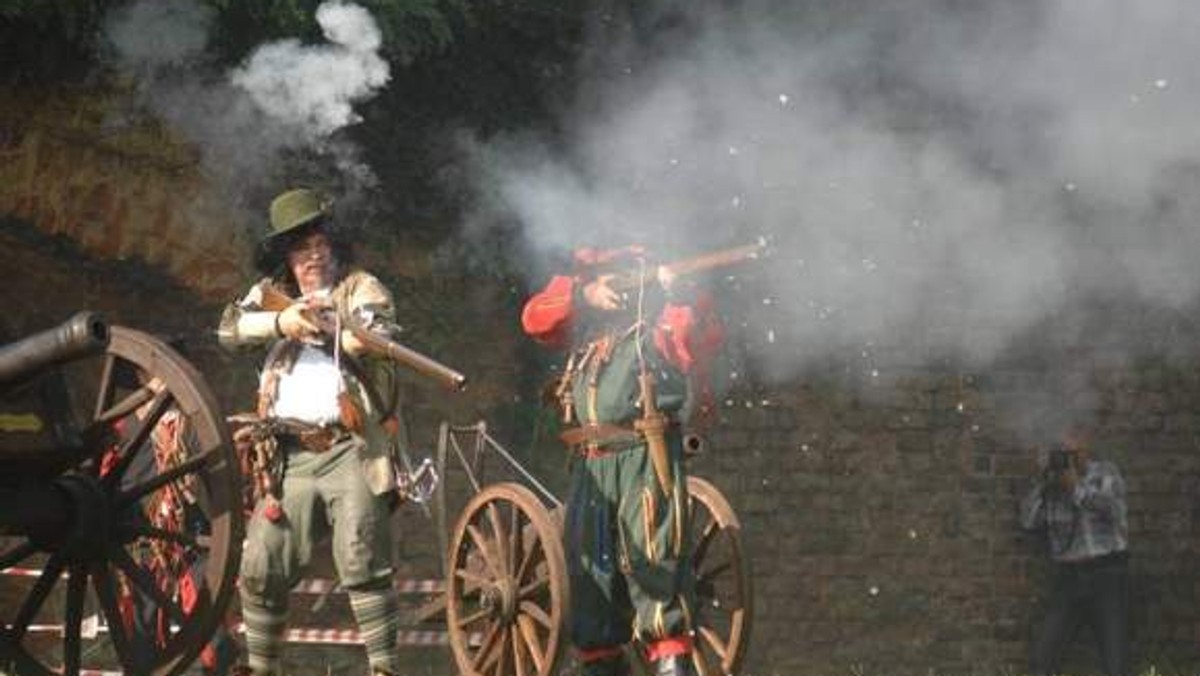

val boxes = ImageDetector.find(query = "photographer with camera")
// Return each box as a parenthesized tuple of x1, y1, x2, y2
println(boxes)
(1019, 426, 1130, 676)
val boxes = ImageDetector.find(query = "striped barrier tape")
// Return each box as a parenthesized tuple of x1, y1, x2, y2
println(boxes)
(23, 617, 468, 647)
(1, 567, 443, 595)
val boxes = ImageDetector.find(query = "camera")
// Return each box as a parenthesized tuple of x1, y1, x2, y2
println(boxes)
(1046, 447, 1071, 473)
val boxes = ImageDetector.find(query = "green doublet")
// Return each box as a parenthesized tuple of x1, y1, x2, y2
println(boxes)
(568, 327, 687, 426)
(563, 327, 696, 656)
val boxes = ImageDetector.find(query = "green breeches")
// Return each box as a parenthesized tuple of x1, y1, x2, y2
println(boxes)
(564, 441, 695, 653)
(239, 439, 399, 675)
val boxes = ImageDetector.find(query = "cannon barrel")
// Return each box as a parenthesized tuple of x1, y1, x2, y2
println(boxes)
(0, 312, 110, 386)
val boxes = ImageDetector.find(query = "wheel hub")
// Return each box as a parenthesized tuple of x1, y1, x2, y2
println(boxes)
(53, 473, 115, 560)
(482, 578, 518, 623)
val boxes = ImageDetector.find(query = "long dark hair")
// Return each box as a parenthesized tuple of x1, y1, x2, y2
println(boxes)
(254, 219, 355, 292)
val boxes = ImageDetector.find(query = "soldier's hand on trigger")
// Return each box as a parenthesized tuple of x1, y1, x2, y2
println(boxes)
(304, 296, 339, 334)
(583, 274, 623, 311)
(657, 265, 676, 292)
(277, 303, 324, 341)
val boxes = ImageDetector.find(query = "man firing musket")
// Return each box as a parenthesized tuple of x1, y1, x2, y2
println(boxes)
(522, 239, 759, 676)
(217, 187, 460, 676)
(253, 278, 467, 393)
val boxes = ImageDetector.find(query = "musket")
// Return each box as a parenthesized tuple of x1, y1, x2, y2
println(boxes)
(593, 238, 768, 293)
(258, 283, 467, 392)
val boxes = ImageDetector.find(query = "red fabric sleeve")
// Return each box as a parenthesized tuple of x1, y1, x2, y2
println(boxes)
(652, 292, 724, 373)
(521, 275, 578, 348)
(654, 292, 724, 428)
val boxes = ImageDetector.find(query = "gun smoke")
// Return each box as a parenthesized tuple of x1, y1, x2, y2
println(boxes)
(462, 0, 1200, 439)
(104, 0, 388, 210)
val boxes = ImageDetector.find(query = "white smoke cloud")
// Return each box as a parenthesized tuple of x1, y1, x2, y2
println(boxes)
(105, 0, 388, 204)
(231, 1, 390, 141)
(466, 0, 1200, 381)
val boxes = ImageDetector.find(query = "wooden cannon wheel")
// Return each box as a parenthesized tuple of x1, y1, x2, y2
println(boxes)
(0, 327, 242, 676)
(686, 476, 752, 676)
(446, 482, 569, 676)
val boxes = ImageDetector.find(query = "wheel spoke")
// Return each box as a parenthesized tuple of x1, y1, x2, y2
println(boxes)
(517, 613, 547, 673)
(104, 388, 173, 487)
(513, 528, 543, 586)
(494, 625, 511, 676)
(518, 575, 549, 600)
(92, 353, 118, 421)
(486, 503, 508, 576)
(511, 623, 529, 676)
(466, 523, 502, 581)
(118, 451, 210, 507)
(0, 540, 37, 571)
(109, 544, 188, 626)
(96, 384, 156, 425)
(0, 634, 46, 676)
(11, 552, 65, 639)
(471, 621, 502, 672)
(92, 563, 138, 671)
(63, 564, 89, 676)
(518, 600, 553, 630)
(456, 605, 493, 629)
(697, 625, 729, 662)
(692, 519, 719, 568)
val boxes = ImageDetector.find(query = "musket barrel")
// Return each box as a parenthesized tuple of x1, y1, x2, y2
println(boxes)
(0, 312, 110, 387)
(607, 239, 767, 292)
(348, 323, 467, 392)
(380, 340, 468, 391)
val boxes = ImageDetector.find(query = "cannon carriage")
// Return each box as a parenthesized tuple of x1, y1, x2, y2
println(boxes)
(0, 314, 244, 676)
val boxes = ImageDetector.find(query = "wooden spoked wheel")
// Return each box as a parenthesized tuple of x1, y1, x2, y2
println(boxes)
(0, 327, 242, 676)
(446, 482, 569, 676)
(687, 476, 752, 676)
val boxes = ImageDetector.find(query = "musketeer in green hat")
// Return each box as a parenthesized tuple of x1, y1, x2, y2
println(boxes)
(219, 187, 409, 676)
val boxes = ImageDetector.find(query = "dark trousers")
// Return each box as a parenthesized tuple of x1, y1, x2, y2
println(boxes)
(1031, 551, 1131, 676)
(564, 442, 693, 657)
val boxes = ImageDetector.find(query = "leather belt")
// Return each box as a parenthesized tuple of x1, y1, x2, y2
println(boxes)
(560, 423, 642, 458)
(560, 423, 640, 447)
(275, 420, 348, 453)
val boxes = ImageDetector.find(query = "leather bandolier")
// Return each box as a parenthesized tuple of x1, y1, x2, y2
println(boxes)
(556, 324, 683, 494)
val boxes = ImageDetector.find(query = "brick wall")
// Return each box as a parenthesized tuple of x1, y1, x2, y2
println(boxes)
(693, 351, 1200, 675)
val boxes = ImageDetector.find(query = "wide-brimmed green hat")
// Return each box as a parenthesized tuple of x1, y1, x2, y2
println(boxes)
(255, 188, 333, 273)
(267, 188, 331, 238)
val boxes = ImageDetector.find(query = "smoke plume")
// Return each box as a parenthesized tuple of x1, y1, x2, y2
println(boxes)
(230, 2, 389, 142)
(464, 0, 1200, 392)
(105, 0, 389, 208)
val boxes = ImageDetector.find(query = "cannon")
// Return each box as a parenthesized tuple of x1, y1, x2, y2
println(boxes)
(0, 314, 243, 676)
